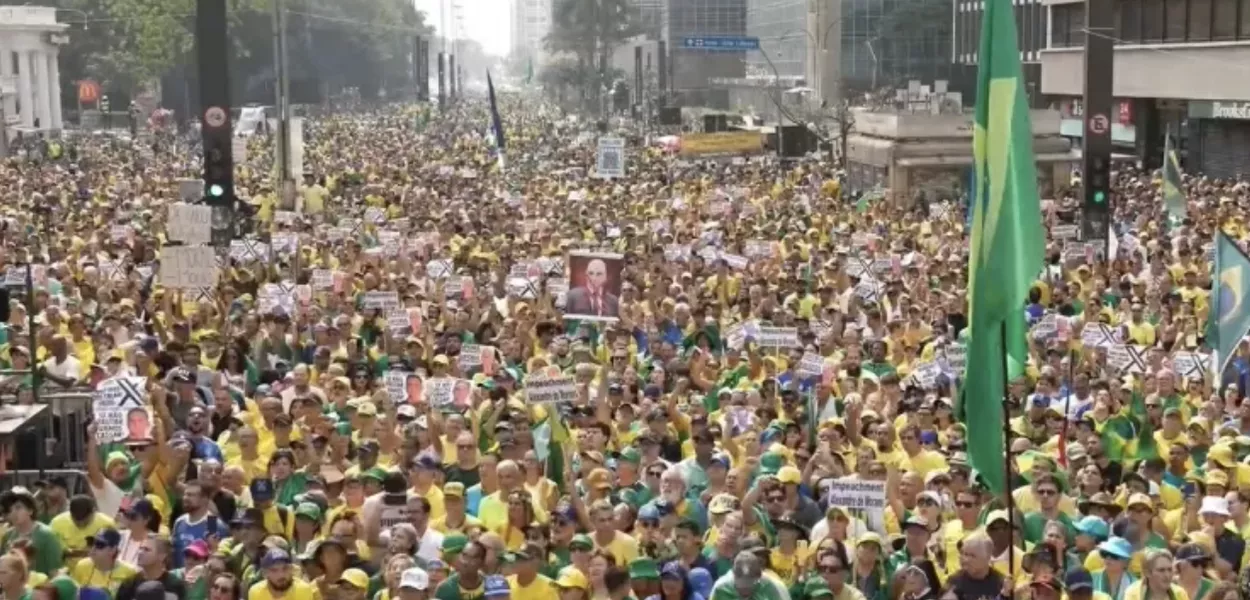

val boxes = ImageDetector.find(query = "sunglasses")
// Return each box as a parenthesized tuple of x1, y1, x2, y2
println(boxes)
(765, 495, 786, 503)
(955, 500, 976, 508)
(647, 471, 664, 477)
(818, 564, 843, 574)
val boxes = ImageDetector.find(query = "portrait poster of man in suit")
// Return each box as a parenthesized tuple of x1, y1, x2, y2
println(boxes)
(564, 251, 624, 321)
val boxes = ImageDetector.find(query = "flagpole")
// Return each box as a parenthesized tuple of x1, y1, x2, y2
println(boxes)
(1000, 322, 1017, 590)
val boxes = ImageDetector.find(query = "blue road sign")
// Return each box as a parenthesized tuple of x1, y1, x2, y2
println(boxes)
(681, 36, 760, 51)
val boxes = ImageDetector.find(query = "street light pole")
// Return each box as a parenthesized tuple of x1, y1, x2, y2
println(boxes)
(272, 0, 293, 211)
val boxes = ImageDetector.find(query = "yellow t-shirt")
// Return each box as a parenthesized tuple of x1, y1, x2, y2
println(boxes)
(1123, 581, 1190, 600)
(594, 531, 640, 566)
(769, 544, 810, 586)
(904, 450, 949, 478)
(248, 578, 319, 600)
(49, 513, 117, 559)
(69, 557, 138, 595)
(508, 574, 556, 600)
(432, 514, 483, 537)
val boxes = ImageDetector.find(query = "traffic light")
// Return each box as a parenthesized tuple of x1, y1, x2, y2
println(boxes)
(1081, 155, 1111, 240)
(197, 0, 234, 247)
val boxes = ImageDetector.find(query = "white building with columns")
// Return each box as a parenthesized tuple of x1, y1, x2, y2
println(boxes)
(0, 6, 67, 132)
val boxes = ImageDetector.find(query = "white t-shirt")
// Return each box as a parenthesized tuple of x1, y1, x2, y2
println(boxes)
(42, 355, 81, 381)
(90, 477, 126, 520)
(416, 527, 445, 562)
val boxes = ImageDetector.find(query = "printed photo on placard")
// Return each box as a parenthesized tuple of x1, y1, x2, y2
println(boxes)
(564, 251, 624, 322)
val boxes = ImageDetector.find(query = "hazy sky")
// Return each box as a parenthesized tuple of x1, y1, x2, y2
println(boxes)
(415, 0, 512, 57)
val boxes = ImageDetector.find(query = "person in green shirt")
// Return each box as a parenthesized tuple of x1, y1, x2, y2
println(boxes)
(170, 540, 213, 600)
(434, 539, 487, 600)
(859, 341, 895, 379)
(1021, 475, 1075, 546)
(0, 489, 63, 577)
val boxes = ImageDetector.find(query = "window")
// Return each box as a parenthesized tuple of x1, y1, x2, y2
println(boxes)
(1191, 0, 1214, 39)
(1070, 6, 1087, 45)
(1241, 0, 1250, 36)
(1119, 0, 1142, 41)
(1165, 0, 1187, 40)
(1143, 0, 1165, 40)
(1052, 5, 1072, 46)
(1212, 0, 1236, 37)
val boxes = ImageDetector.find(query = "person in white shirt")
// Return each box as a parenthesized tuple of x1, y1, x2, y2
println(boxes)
(40, 335, 81, 386)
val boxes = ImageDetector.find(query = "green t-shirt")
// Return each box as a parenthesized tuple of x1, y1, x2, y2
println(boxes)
(434, 573, 487, 600)
(0, 523, 63, 576)
(1021, 511, 1076, 546)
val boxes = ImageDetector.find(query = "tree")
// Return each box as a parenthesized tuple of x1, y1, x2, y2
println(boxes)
(49, 0, 429, 103)
(543, 0, 639, 113)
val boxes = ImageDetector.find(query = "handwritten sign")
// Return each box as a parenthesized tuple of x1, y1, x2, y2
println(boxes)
(159, 246, 216, 289)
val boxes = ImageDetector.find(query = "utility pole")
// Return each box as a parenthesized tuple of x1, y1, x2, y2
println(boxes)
(272, 0, 294, 211)
(1080, 0, 1114, 258)
(449, 54, 456, 101)
(197, 0, 234, 249)
(438, 52, 446, 108)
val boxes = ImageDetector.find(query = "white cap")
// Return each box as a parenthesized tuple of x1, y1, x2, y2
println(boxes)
(1200, 496, 1232, 518)
(400, 568, 430, 591)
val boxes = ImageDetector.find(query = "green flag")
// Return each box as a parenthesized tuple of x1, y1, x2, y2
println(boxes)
(960, 0, 1045, 496)
(1162, 133, 1185, 224)
(1206, 232, 1250, 377)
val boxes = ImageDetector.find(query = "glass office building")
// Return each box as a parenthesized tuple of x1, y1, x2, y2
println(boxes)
(662, 0, 750, 109)
(746, 0, 954, 93)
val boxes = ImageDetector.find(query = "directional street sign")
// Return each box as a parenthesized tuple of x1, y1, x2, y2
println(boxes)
(681, 36, 760, 51)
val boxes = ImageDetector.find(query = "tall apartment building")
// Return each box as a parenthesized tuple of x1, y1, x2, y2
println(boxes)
(511, 0, 553, 64)
(662, 0, 750, 109)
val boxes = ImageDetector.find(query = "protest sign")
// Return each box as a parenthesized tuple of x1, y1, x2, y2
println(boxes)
(93, 376, 150, 444)
(1080, 323, 1121, 349)
(910, 362, 943, 390)
(797, 353, 825, 378)
(167, 203, 212, 245)
(720, 253, 749, 270)
(159, 246, 216, 289)
(1107, 344, 1148, 373)
(426, 259, 453, 279)
(825, 479, 888, 510)
(506, 276, 540, 299)
(384, 370, 408, 403)
(758, 327, 799, 348)
(596, 136, 626, 178)
(425, 377, 455, 407)
(941, 343, 967, 375)
(663, 245, 691, 262)
(525, 371, 578, 405)
(565, 251, 624, 322)
(311, 269, 333, 290)
(744, 240, 773, 259)
(362, 291, 400, 311)
(1172, 351, 1210, 380)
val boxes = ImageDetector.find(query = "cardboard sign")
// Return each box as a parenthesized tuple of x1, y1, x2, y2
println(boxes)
(1081, 323, 1121, 349)
(525, 372, 578, 404)
(1107, 344, 1148, 373)
(758, 327, 799, 348)
(159, 246, 217, 289)
(825, 479, 887, 510)
(93, 376, 150, 444)
(797, 352, 825, 378)
(362, 291, 400, 311)
(167, 203, 212, 245)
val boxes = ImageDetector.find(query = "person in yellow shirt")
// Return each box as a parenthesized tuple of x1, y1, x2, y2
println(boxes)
(67, 528, 137, 596)
(49, 497, 117, 563)
(897, 425, 948, 477)
(337, 567, 372, 600)
(588, 500, 639, 566)
(507, 543, 556, 600)
(433, 483, 483, 536)
(248, 548, 318, 600)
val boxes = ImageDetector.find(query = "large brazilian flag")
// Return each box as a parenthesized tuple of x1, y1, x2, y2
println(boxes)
(1207, 232, 1250, 377)
(959, 0, 1045, 496)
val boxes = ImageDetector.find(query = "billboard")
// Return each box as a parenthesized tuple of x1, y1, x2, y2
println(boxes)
(678, 131, 763, 157)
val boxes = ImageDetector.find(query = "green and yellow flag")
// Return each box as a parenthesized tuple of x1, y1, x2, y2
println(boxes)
(1206, 232, 1250, 376)
(960, 0, 1045, 496)
(1163, 133, 1185, 224)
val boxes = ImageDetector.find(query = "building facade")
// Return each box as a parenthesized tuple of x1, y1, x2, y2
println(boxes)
(1040, 0, 1250, 177)
(746, 0, 955, 95)
(511, 0, 552, 65)
(662, 0, 750, 109)
(951, 0, 1046, 104)
(0, 6, 67, 133)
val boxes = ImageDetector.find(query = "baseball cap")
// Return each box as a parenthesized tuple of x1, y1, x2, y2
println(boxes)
(555, 567, 590, 590)
(569, 534, 594, 552)
(1074, 516, 1109, 541)
(586, 468, 613, 490)
(339, 568, 369, 590)
(1064, 568, 1094, 592)
(400, 568, 430, 591)
(183, 540, 211, 560)
(92, 528, 122, 548)
(777, 466, 802, 485)
(261, 548, 293, 568)
(484, 575, 511, 597)
(250, 478, 275, 503)
(708, 493, 740, 515)
(444, 482, 466, 498)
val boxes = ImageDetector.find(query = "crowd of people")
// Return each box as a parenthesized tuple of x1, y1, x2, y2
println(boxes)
(0, 92, 1244, 600)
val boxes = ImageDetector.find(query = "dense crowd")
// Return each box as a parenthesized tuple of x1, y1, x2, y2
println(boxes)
(0, 93, 1244, 600)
